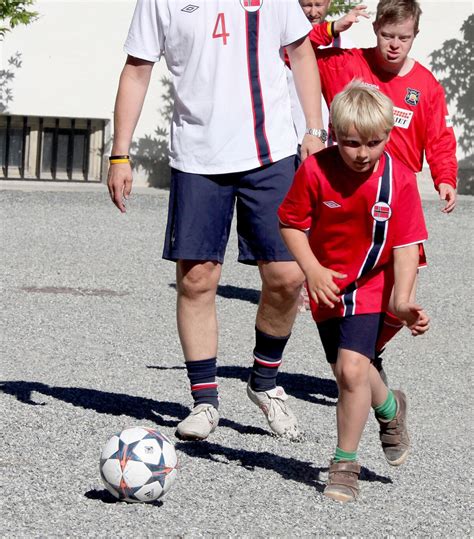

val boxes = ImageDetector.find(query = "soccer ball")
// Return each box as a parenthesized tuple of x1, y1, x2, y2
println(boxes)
(99, 426, 178, 503)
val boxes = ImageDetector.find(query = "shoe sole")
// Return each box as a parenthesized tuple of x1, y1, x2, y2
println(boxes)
(386, 448, 409, 466)
(323, 489, 356, 503)
(175, 424, 217, 441)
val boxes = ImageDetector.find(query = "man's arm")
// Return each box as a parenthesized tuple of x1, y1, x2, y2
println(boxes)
(424, 82, 458, 213)
(107, 56, 154, 213)
(286, 37, 325, 159)
(392, 244, 430, 335)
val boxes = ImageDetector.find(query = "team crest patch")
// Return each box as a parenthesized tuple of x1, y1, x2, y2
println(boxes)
(405, 88, 421, 106)
(371, 202, 392, 222)
(240, 0, 263, 12)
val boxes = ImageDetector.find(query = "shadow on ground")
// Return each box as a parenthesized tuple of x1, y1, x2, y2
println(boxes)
(148, 365, 338, 407)
(169, 282, 260, 305)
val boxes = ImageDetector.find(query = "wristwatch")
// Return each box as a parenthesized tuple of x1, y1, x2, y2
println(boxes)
(305, 128, 328, 143)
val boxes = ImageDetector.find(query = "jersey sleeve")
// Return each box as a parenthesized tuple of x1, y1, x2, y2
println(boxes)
(423, 80, 458, 190)
(278, 159, 317, 231)
(279, 0, 312, 47)
(308, 22, 333, 48)
(391, 169, 428, 249)
(124, 0, 168, 62)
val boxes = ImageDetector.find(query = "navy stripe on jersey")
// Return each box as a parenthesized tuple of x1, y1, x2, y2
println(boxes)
(343, 153, 393, 316)
(245, 11, 272, 166)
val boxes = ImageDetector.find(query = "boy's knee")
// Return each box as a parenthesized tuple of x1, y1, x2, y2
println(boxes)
(335, 353, 370, 390)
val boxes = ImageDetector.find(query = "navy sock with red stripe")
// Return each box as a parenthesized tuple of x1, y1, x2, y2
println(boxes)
(249, 327, 290, 392)
(185, 358, 219, 409)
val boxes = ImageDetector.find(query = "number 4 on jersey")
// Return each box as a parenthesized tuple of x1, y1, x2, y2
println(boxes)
(212, 13, 229, 45)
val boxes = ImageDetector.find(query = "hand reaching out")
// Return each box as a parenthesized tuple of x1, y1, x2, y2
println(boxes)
(333, 5, 370, 35)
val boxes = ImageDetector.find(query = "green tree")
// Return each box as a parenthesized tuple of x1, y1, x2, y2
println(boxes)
(0, 1, 38, 112)
(328, 0, 358, 17)
(0, 0, 38, 39)
(430, 14, 473, 154)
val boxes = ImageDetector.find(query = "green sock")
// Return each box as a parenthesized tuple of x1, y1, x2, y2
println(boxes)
(334, 446, 357, 462)
(374, 389, 397, 421)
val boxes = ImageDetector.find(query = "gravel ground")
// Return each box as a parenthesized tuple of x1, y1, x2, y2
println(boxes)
(0, 183, 472, 538)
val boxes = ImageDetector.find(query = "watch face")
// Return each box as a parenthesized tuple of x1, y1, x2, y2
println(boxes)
(307, 128, 328, 142)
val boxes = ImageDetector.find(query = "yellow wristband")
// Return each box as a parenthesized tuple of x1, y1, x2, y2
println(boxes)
(109, 158, 130, 165)
(327, 21, 333, 37)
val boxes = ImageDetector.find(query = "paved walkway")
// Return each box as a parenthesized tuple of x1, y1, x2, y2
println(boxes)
(1, 184, 472, 537)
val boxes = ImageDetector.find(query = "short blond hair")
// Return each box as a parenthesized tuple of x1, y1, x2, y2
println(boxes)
(330, 80, 394, 139)
(375, 0, 422, 33)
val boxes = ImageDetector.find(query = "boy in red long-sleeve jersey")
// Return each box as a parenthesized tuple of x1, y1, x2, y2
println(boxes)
(279, 81, 430, 502)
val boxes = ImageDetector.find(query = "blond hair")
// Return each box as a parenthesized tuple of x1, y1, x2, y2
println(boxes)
(375, 0, 422, 33)
(330, 80, 394, 139)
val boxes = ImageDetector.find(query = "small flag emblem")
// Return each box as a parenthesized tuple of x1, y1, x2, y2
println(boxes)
(371, 201, 392, 222)
(240, 0, 263, 12)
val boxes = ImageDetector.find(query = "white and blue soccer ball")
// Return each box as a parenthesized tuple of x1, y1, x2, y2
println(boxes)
(99, 426, 178, 503)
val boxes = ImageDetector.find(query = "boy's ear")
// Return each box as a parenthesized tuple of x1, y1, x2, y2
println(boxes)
(330, 124, 337, 143)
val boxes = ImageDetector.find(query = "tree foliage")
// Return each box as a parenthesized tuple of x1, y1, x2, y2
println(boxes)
(0, 0, 38, 40)
(328, 0, 358, 17)
(430, 14, 473, 154)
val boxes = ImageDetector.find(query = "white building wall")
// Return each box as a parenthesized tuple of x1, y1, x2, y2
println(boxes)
(1, 0, 471, 183)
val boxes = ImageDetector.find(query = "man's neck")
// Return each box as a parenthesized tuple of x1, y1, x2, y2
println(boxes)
(374, 49, 415, 77)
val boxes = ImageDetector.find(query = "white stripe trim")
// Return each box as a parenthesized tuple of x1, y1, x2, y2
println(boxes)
(278, 217, 310, 232)
(393, 239, 426, 249)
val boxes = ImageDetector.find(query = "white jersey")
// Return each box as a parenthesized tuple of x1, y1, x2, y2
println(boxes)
(288, 31, 353, 144)
(125, 0, 312, 174)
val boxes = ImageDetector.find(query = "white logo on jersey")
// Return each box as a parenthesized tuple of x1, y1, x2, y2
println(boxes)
(240, 0, 263, 13)
(181, 4, 199, 12)
(445, 115, 453, 128)
(323, 201, 341, 208)
(393, 107, 413, 129)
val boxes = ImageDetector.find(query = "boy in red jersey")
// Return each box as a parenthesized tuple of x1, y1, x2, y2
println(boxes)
(278, 81, 429, 503)
(301, 0, 457, 375)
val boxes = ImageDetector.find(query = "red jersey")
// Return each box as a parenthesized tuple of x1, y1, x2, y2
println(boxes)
(314, 46, 457, 189)
(278, 147, 428, 322)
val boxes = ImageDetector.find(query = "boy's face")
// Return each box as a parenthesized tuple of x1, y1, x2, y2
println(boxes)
(334, 126, 390, 173)
(299, 0, 331, 25)
(373, 18, 417, 71)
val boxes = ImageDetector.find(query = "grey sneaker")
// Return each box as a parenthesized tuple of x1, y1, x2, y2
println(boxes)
(376, 389, 410, 466)
(247, 383, 302, 440)
(176, 403, 219, 441)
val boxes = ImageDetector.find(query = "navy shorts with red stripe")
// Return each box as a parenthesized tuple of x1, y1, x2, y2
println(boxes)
(317, 313, 385, 364)
(163, 156, 298, 265)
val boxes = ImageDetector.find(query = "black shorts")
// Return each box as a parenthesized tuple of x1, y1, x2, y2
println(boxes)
(317, 313, 385, 364)
(162, 156, 297, 265)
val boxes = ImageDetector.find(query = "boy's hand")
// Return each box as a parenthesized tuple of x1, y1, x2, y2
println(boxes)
(333, 5, 369, 35)
(395, 302, 430, 335)
(307, 265, 347, 308)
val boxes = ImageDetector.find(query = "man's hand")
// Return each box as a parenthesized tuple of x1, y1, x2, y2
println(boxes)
(301, 133, 325, 160)
(394, 302, 430, 336)
(107, 163, 133, 213)
(307, 264, 347, 308)
(333, 5, 369, 35)
(438, 182, 457, 213)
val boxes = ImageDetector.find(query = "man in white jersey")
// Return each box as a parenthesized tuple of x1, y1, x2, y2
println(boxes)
(108, 0, 326, 441)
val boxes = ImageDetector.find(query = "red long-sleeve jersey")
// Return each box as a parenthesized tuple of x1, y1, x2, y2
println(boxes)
(313, 45, 457, 190)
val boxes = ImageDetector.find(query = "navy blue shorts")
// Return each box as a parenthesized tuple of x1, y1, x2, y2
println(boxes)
(163, 156, 297, 265)
(317, 314, 385, 364)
